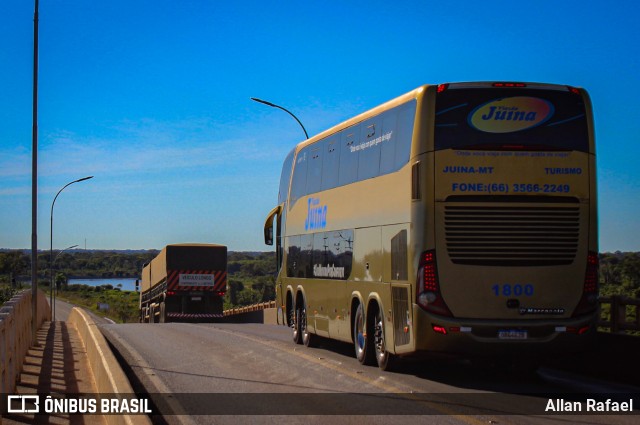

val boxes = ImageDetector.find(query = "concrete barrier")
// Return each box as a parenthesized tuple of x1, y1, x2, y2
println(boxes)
(0, 289, 50, 396)
(263, 307, 278, 325)
(68, 307, 151, 425)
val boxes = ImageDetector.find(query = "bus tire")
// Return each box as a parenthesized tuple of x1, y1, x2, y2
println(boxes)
(373, 306, 393, 371)
(302, 305, 315, 347)
(292, 304, 302, 344)
(354, 303, 374, 365)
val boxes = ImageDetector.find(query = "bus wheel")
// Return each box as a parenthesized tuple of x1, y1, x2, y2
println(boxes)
(354, 304, 374, 365)
(291, 304, 302, 344)
(302, 306, 315, 347)
(373, 307, 393, 371)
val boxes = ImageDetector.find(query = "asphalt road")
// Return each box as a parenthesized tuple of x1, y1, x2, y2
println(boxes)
(99, 321, 639, 425)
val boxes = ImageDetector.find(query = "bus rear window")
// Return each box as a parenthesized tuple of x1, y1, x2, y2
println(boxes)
(434, 88, 589, 152)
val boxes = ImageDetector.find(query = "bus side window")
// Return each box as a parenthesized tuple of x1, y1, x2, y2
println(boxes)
(380, 109, 398, 175)
(357, 116, 382, 181)
(287, 235, 301, 277)
(338, 125, 360, 186)
(321, 136, 340, 191)
(299, 234, 313, 278)
(290, 149, 309, 206)
(395, 101, 416, 169)
(306, 142, 324, 195)
(278, 148, 295, 205)
(332, 230, 353, 279)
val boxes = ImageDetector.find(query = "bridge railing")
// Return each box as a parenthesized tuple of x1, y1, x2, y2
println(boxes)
(598, 295, 640, 334)
(223, 297, 640, 335)
(223, 301, 276, 317)
(0, 289, 50, 395)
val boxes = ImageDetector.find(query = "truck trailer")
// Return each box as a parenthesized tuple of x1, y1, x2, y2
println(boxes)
(139, 244, 227, 323)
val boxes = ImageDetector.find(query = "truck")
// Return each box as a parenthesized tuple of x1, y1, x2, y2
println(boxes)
(139, 243, 227, 323)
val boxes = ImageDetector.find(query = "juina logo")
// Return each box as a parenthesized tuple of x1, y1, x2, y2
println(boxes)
(469, 97, 554, 133)
(305, 197, 327, 231)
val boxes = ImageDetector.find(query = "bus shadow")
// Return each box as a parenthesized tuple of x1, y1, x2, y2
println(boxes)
(307, 335, 551, 393)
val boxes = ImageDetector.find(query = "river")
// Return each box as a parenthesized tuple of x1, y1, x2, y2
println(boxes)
(68, 278, 138, 292)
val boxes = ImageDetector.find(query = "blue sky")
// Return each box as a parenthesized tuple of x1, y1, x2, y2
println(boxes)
(1, 0, 639, 252)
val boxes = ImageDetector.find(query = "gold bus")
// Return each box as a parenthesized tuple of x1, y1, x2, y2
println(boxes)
(264, 82, 598, 370)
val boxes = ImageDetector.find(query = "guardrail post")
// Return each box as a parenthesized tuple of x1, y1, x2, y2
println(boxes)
(610, 296, 619, 333)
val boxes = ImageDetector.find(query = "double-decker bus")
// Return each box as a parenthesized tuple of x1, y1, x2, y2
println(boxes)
(264, 82, 598, 370)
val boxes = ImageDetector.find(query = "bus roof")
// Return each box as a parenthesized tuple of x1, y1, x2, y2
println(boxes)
(294, 85, 428, 151)
(291, 81, 588, 153)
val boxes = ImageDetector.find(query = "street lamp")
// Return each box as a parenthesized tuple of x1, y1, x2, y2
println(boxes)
(31, 0, 40, 345)
(250, 97, 309, 139)
(50, 176, 94, 320)
(51, 244, 78, 320)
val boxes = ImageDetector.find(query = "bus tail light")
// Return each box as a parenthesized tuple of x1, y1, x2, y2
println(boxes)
(437, 84, 449, 93)
(567, 86, 581, 95)
(432, 325, 447, 335)
(417, 250, 453, 317)
(571, 251, 599, 317)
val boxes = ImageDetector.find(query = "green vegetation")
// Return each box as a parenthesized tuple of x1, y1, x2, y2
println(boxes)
(2, 249, 639, 326)
(225, 252, 276, 310)
(599, 252, 640, 298)
(598, 252, 640, 335)
(1, 249, 276, 322)
(56, 284, 140, 323)
(0, 285, 18, 305)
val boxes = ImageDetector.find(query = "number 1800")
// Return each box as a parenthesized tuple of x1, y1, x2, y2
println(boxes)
(492, 284, 534, 297)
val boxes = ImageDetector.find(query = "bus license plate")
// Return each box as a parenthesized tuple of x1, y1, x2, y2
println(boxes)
(498, 330, 528, 340)
(191, 296, 202, 301)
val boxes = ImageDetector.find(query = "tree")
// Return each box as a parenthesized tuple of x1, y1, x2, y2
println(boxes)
(55, 272, 67, 290)
(600, 253, 621, 286)
(0, 251, 28, 279)
(620, 254, 640, 291)
(228, 279, 244, 305)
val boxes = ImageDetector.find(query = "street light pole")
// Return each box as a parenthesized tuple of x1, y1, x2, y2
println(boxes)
(50, 176, 94, 320)
(30, 0, 39, 345)
(250, 97, 309, 139)
(51, 244, 78, 320)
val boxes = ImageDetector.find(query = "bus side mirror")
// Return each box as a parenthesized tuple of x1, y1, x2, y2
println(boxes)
(264, 226, 273, 246)
(135, 279, 139, 292)
(263, 205, 281, 246)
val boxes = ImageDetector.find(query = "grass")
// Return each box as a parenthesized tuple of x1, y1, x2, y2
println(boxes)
(53, 284, 140, 323)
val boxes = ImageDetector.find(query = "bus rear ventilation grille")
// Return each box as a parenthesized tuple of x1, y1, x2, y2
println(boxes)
(444, 205, 580, 266)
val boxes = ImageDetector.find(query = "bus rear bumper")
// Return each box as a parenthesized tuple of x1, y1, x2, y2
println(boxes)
(411, 307, 597, 357)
